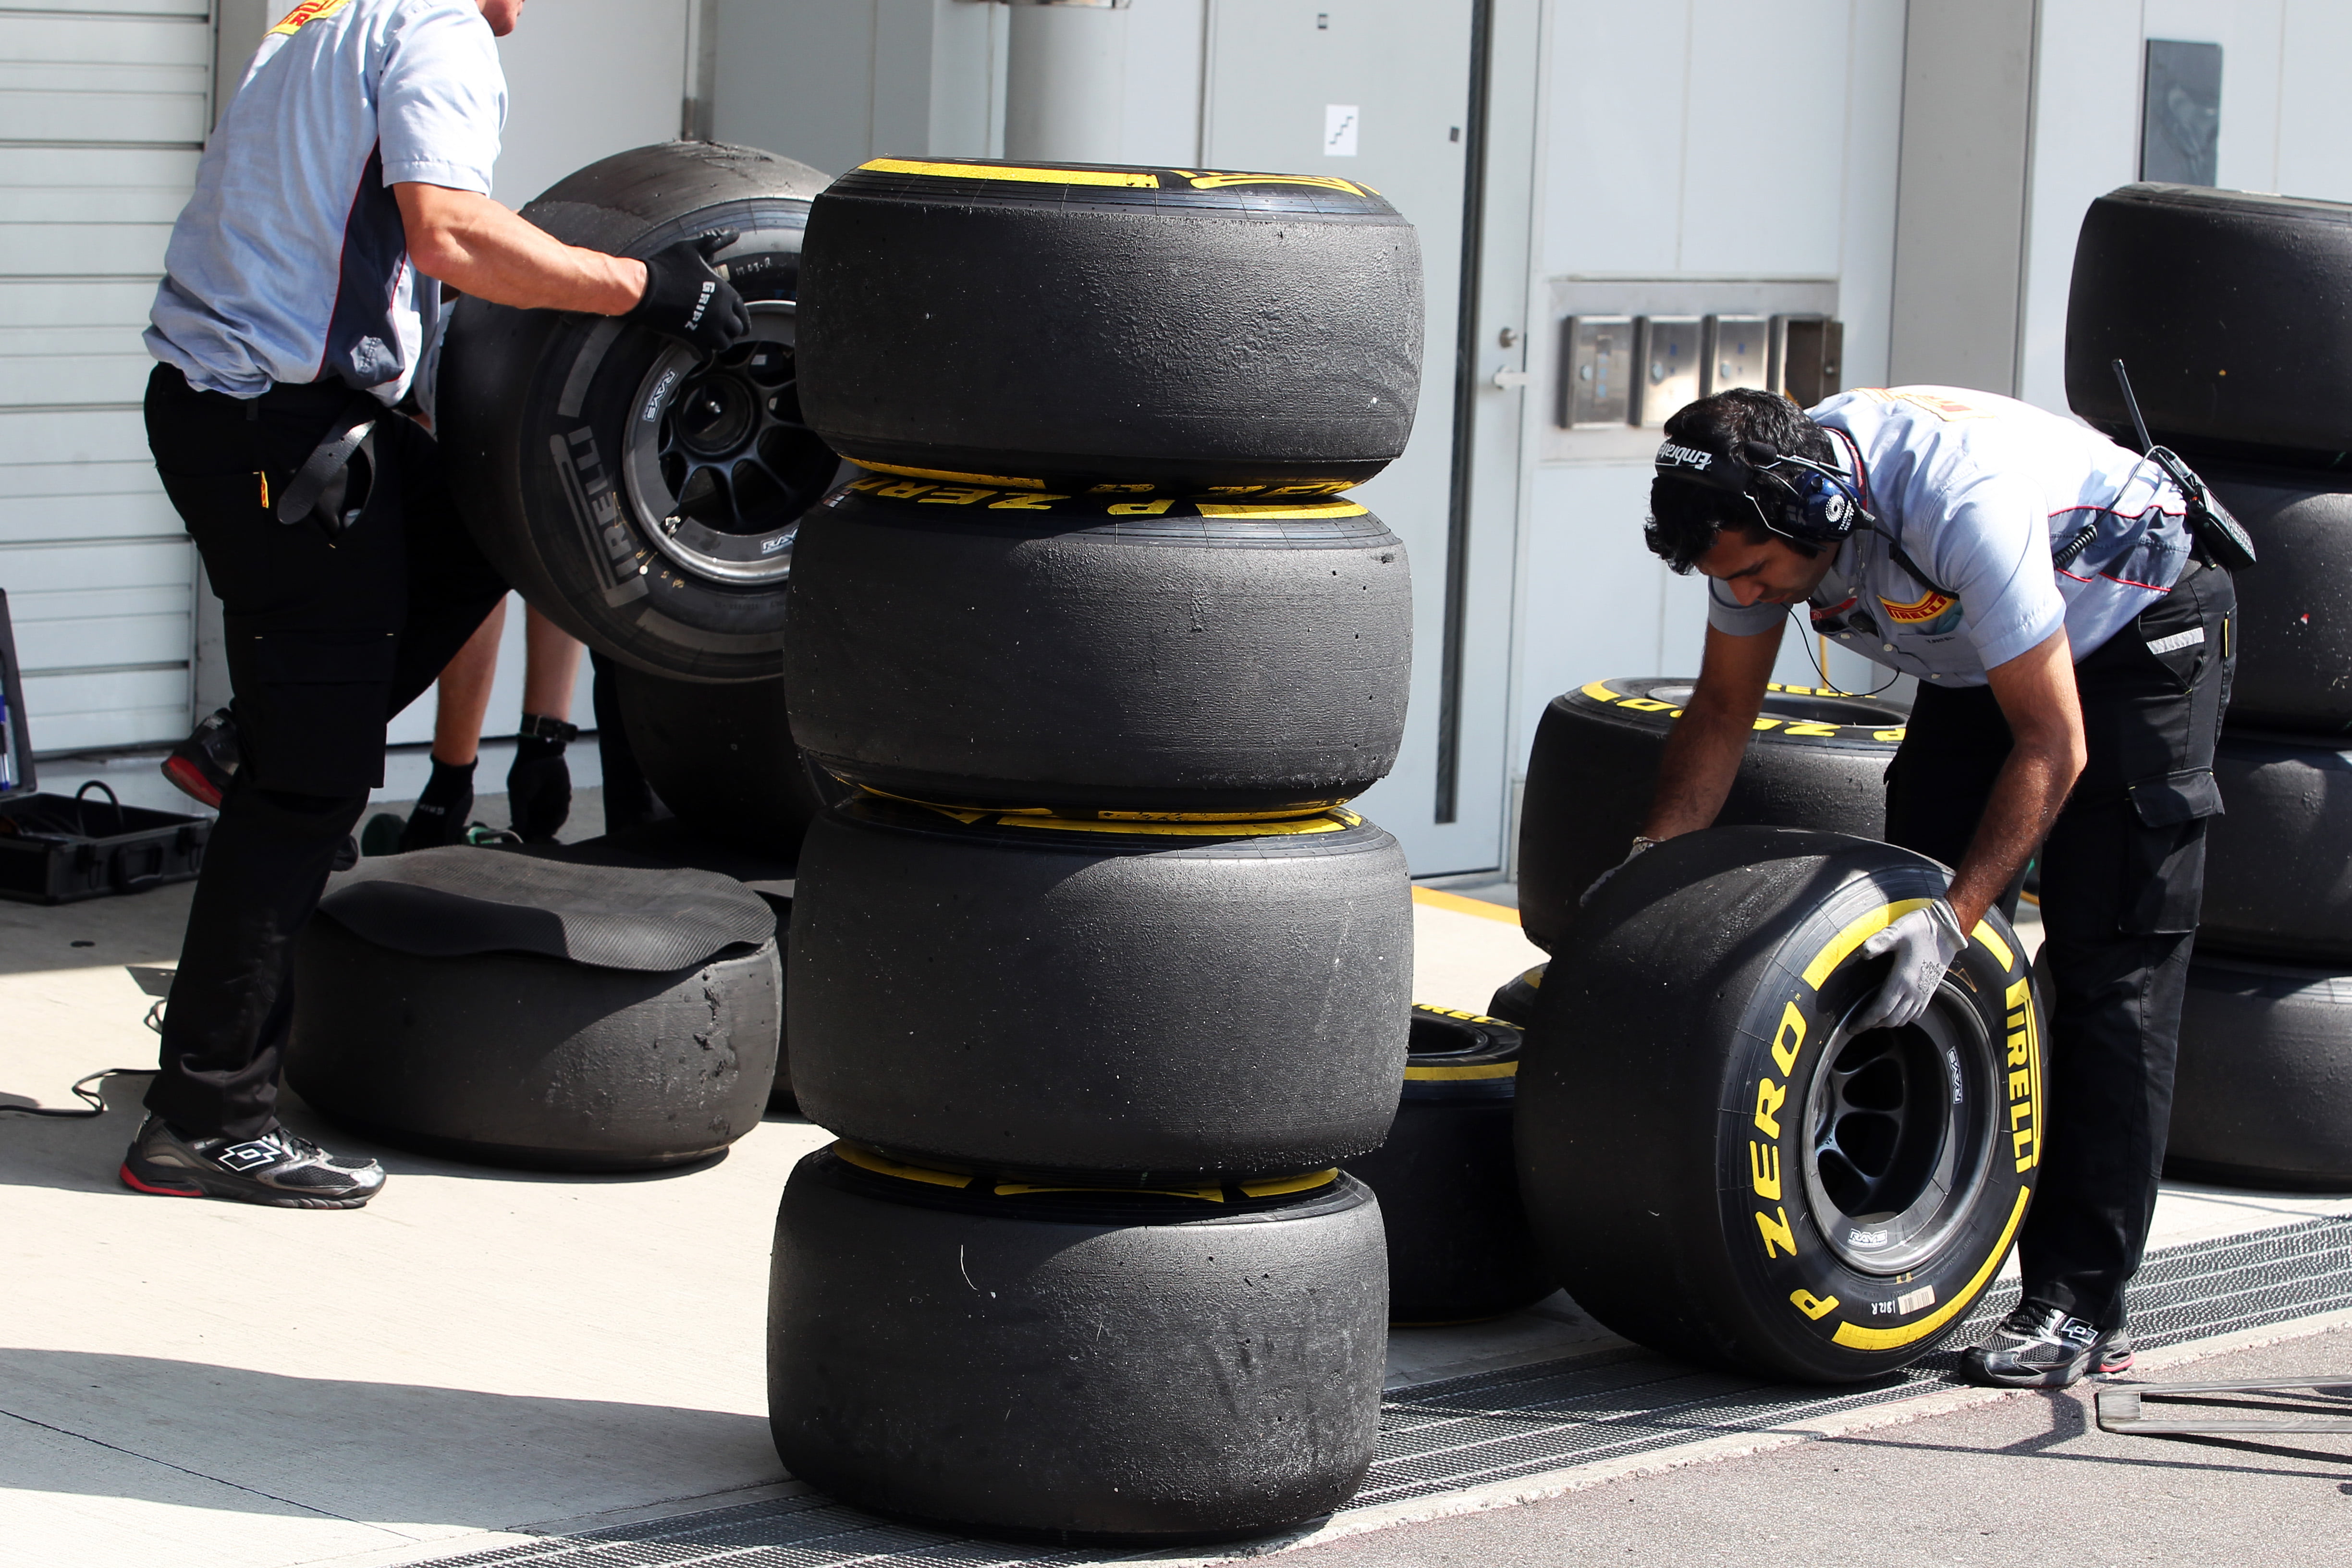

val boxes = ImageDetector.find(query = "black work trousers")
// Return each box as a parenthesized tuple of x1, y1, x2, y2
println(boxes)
(142, 363, 507, 1139)
(1882, 559, 2235, 1329)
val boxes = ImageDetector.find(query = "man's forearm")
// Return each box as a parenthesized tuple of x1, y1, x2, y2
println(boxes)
(1956, 627, 2088, 932)
(1946, 745, 2074, 932)
(1641, 700, 1759, 840)
(394, 183, 645, 315)
(1637, 623, 1780, 842)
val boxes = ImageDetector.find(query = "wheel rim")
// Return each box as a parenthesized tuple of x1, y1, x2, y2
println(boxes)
(620, 299, 839, 586)
(1800, 983, 1997, 1275)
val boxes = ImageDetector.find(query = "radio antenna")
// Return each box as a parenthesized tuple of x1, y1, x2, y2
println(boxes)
(2111, 358, 2156, 454)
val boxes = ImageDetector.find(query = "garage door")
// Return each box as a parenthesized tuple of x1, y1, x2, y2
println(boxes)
(0, 0, 208, 757)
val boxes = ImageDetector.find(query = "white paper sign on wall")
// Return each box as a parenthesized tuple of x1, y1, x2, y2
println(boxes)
(1324, 103, 1360, 157)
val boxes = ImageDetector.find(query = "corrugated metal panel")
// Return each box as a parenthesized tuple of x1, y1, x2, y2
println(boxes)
(0, 4, 207, 756)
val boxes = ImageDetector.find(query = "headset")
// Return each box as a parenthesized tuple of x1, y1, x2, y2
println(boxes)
(1658, 427, 1907, 697)
(1653, 432, 1874, 549)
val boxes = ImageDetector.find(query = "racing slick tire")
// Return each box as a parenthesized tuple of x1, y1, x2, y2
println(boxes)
(796, 157, 1422, 495)
(286, 849, 781, 1171)
(1341, 1006, 1552, 1325)
(2200, 464, 2352, 734)
(2066, 184, 2352, 464)
(610, 663, 846, 859)
(2201, 730, 2352, 965)
(1486, 963, 1545, 1028)
(1516, 679, 1909, 954)
(1517, 826, 2042, 1383)
(2166, 953, 2352, 1191)
(787, 797, 1410, 1183)
(783, 480, 1412, 812)
(767, 1145, 1386, 1543)
(438, 141, 841, 683)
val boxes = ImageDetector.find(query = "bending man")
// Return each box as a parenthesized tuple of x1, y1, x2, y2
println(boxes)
(1619, 385, 2233, 1387)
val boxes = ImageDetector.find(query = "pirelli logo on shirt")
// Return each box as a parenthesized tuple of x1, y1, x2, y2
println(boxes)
(1880, 586, 1962, 637)
(269, 0, 354, 37)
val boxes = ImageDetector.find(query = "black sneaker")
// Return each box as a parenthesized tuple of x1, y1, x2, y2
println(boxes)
(161, 707, 240, 810)
(120, 1115, 385, 1210)
(1960, 1299, 2130, 1388)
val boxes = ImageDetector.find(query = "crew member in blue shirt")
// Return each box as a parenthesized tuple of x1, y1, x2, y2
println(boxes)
(1612, 385, 2235, 1387)
(125, 0, 747, 1207)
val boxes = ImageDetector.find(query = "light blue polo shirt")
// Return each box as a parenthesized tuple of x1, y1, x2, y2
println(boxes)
(146, 0, 506, 405)
(1707, 387, 2194, 685)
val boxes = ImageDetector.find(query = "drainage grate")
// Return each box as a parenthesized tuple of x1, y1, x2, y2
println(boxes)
(415, 1214, 2352, 1568)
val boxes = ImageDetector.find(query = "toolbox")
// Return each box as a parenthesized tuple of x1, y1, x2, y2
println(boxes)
(0, 588, 212, 905)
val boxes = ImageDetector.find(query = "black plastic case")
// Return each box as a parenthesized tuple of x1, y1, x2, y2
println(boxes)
(0, 589, 212, 904)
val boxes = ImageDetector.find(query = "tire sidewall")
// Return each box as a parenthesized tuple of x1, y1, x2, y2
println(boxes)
(483, 199, 816, 682)
(1713, 872, 2039, 1378)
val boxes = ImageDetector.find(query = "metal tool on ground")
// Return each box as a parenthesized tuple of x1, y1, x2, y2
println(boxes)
(2095, 1375, 2352, 1436)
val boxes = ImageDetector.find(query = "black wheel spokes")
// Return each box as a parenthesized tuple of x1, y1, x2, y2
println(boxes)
(655, 358, 838, 539)
(1813, 1031, 1936, 1221)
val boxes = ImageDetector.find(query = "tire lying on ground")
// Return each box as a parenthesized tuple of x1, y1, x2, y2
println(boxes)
(2066, 184, 2352, 463)
(2201, 730, 2352, 965)
(788, 797, 1410, 1182)
(768, 1144, 1386, 1543)
(1485, 963, 1545, 1028)
(784, 479, 1412, 811)
(1516, 679, 1909, 953)
(525, 819, 800, 1114)
(286, 848, 780, 1170)
(797, 158, 1422, 495)
(610, 663, 847, 857)
(1518, 827, 2041, 1383)
(439, 141, 842, 683)
(2166, 953, 2352, 1191)
(2199, 464, 2352, 733)
(1341, 1005, 1552, 1325)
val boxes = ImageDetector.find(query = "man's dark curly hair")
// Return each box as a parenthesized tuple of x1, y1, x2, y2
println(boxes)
(1644, 389, 1838, 573)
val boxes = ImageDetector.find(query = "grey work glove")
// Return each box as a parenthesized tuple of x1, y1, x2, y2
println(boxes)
(1850, 899, 1969, 1033)
(626, 230, 750, 355)
(1579, 835, 1661, 906)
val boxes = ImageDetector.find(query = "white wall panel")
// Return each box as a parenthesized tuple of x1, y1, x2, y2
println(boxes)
(1516, 463, 1665, 752)
(2277, 0, 2352, 201)
(1539, 0, 1688, 277)
(1120, 0, 1206, 165)
(1678, 0, 1850, 277)
(1834, 0, 1905, 391)
(711, 0, 1008, 176)
(2142, 0, 2283, 194)
(1514, 0, 1906, 783)
(2014, 0, 2141, 417)
(0, 3, 206, 756)
(493, 0, 691, 207)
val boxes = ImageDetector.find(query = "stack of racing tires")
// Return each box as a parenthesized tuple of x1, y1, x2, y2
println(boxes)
(2068, 182, 2352, 1191)
(765, 154, 1424, 1544)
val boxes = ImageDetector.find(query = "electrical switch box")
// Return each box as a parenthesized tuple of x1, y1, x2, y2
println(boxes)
(1775, 316, 1844, 408)
(1558, 315, 1633, 429)
(1706, 315, 1770, 396)
(1633, 316, 1703, 428)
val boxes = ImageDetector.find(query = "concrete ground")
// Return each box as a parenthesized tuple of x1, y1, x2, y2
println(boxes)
(4, 796, 2346, 1568)
(1286, 1324, 2352, 1568)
